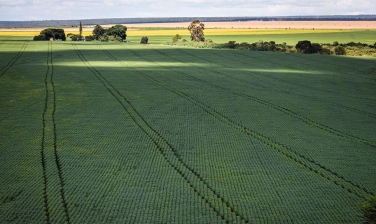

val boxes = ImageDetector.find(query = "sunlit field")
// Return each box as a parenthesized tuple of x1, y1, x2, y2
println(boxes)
(1, 28, 375, 45)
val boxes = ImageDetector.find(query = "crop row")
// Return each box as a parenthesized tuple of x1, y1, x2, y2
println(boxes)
(73, 43, 249, 223)
(0, 41, 29, 78)
(114, 44, 374, 199)
(175, 47, 376, 148)
(151, 47, 376, 149)
(41, 42, 70, 224)
(176, 48, 376, 119)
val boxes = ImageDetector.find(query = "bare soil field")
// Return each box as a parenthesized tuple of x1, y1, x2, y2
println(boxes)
(1, 21, 375, 32)
(123, 21, 376, 29)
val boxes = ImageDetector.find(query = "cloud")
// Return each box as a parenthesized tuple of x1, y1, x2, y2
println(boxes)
(0, 0, 375, 21)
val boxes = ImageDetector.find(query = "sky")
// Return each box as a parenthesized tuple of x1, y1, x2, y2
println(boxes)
(0, 0, 375, 21)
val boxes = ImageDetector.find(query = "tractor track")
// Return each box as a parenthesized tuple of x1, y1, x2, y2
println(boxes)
(41, 42, 70, 223)
(105, 45, 374, 200)
(167, 48, 376, 148)
(0, 41, 29, 78)
(176, 48, 376, 119)
(74, 43, 249, 223)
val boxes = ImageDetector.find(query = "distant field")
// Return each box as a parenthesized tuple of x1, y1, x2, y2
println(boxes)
(0, 37, 375, 223)
(1, 28, 376, 45)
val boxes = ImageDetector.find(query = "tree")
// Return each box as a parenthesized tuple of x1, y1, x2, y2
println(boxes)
(40, 28, 66, 41)
(33, 35, 46, 41)
(92, 25, 105, 40)
(295, 40, 312, 53)
(172, 34, 182, 42)
(99, 33, 109, 42)
(107, 25, 127, 41)
(140, 36, 148, 44)
(335, 46, 346, 55)
(79, 21, 83, 40)
(188, 20, 205, 42)
(311, 43, 322, 53)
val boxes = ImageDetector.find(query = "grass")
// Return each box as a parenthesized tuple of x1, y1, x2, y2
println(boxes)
(0, 37, 376, 223)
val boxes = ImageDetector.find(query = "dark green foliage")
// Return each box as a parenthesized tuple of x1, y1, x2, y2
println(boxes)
(319, 48, 331, 55)
(107, 24, 127, 41)
(92, 24, 105, 40)
(188, 20, 205, 42)
(79, 21, 83, 39)
(358, 197, 376, 224)
(311, 43, 322, 53)
(67, 33, 80, 41)
(295, 40, 312, 53)
(333, 41, 339, 46)
(140, 36, 149, 44)
(109, 36, 123, 42)
(227, 41, 238, 49)
(40, 28, 66, 41)
(99, 34, 109, 42)
(85, 35, 95, 41)
(335, 46, 347, 55)
(172, 34, 182, 42)
(33, 35, 47, 41)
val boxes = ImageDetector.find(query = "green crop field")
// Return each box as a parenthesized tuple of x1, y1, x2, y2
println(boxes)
(1, 37, 376, 223)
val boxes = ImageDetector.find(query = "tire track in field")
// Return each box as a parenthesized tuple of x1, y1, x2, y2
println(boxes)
(191, 48, 376, 119)
(41, 40, 51, 224)
(206, 48, 375, 101)
(109, 45, 373, 200)
(176, 49, 376, 119)
(167, 48, 376, 148)
(73, 43, 246, 224)
(0, 41, 29, 78)
(50, 42, 70, 224)
(101, 46, 294, 222)
(118, 45, 374, 200)
(41, 42, 70, 223)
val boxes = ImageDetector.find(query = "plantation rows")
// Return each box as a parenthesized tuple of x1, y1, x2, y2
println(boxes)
(0, 40, 375, 223)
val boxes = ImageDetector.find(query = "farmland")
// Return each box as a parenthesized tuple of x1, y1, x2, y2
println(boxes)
(1, 27, 376, 45)
(0, 37, 376, 223)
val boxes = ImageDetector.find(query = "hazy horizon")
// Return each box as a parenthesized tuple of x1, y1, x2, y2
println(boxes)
(0, 0, 375, 21)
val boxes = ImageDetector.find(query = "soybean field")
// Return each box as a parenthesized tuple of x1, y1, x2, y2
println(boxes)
(1, 39, 376, 223)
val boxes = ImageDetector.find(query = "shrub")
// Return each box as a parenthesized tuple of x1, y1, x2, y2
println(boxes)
(67, 33, 80, 41)
(172, 34, 182, 42)
(206, 39, 213, 44)
(182, 39, 188, 42)
(319, 48, 331, 55)
(33, 35, 46, 41)
(99, 34, 109, 42)
(228, 41, 238, 49)
(295, 40, 312, 53)
(357, 196, 376, 224)
(311, 43, 322, 54)
(335, 46, 346, 55)
(140, 36, 148, 44)
(85, 35, 95, 41)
